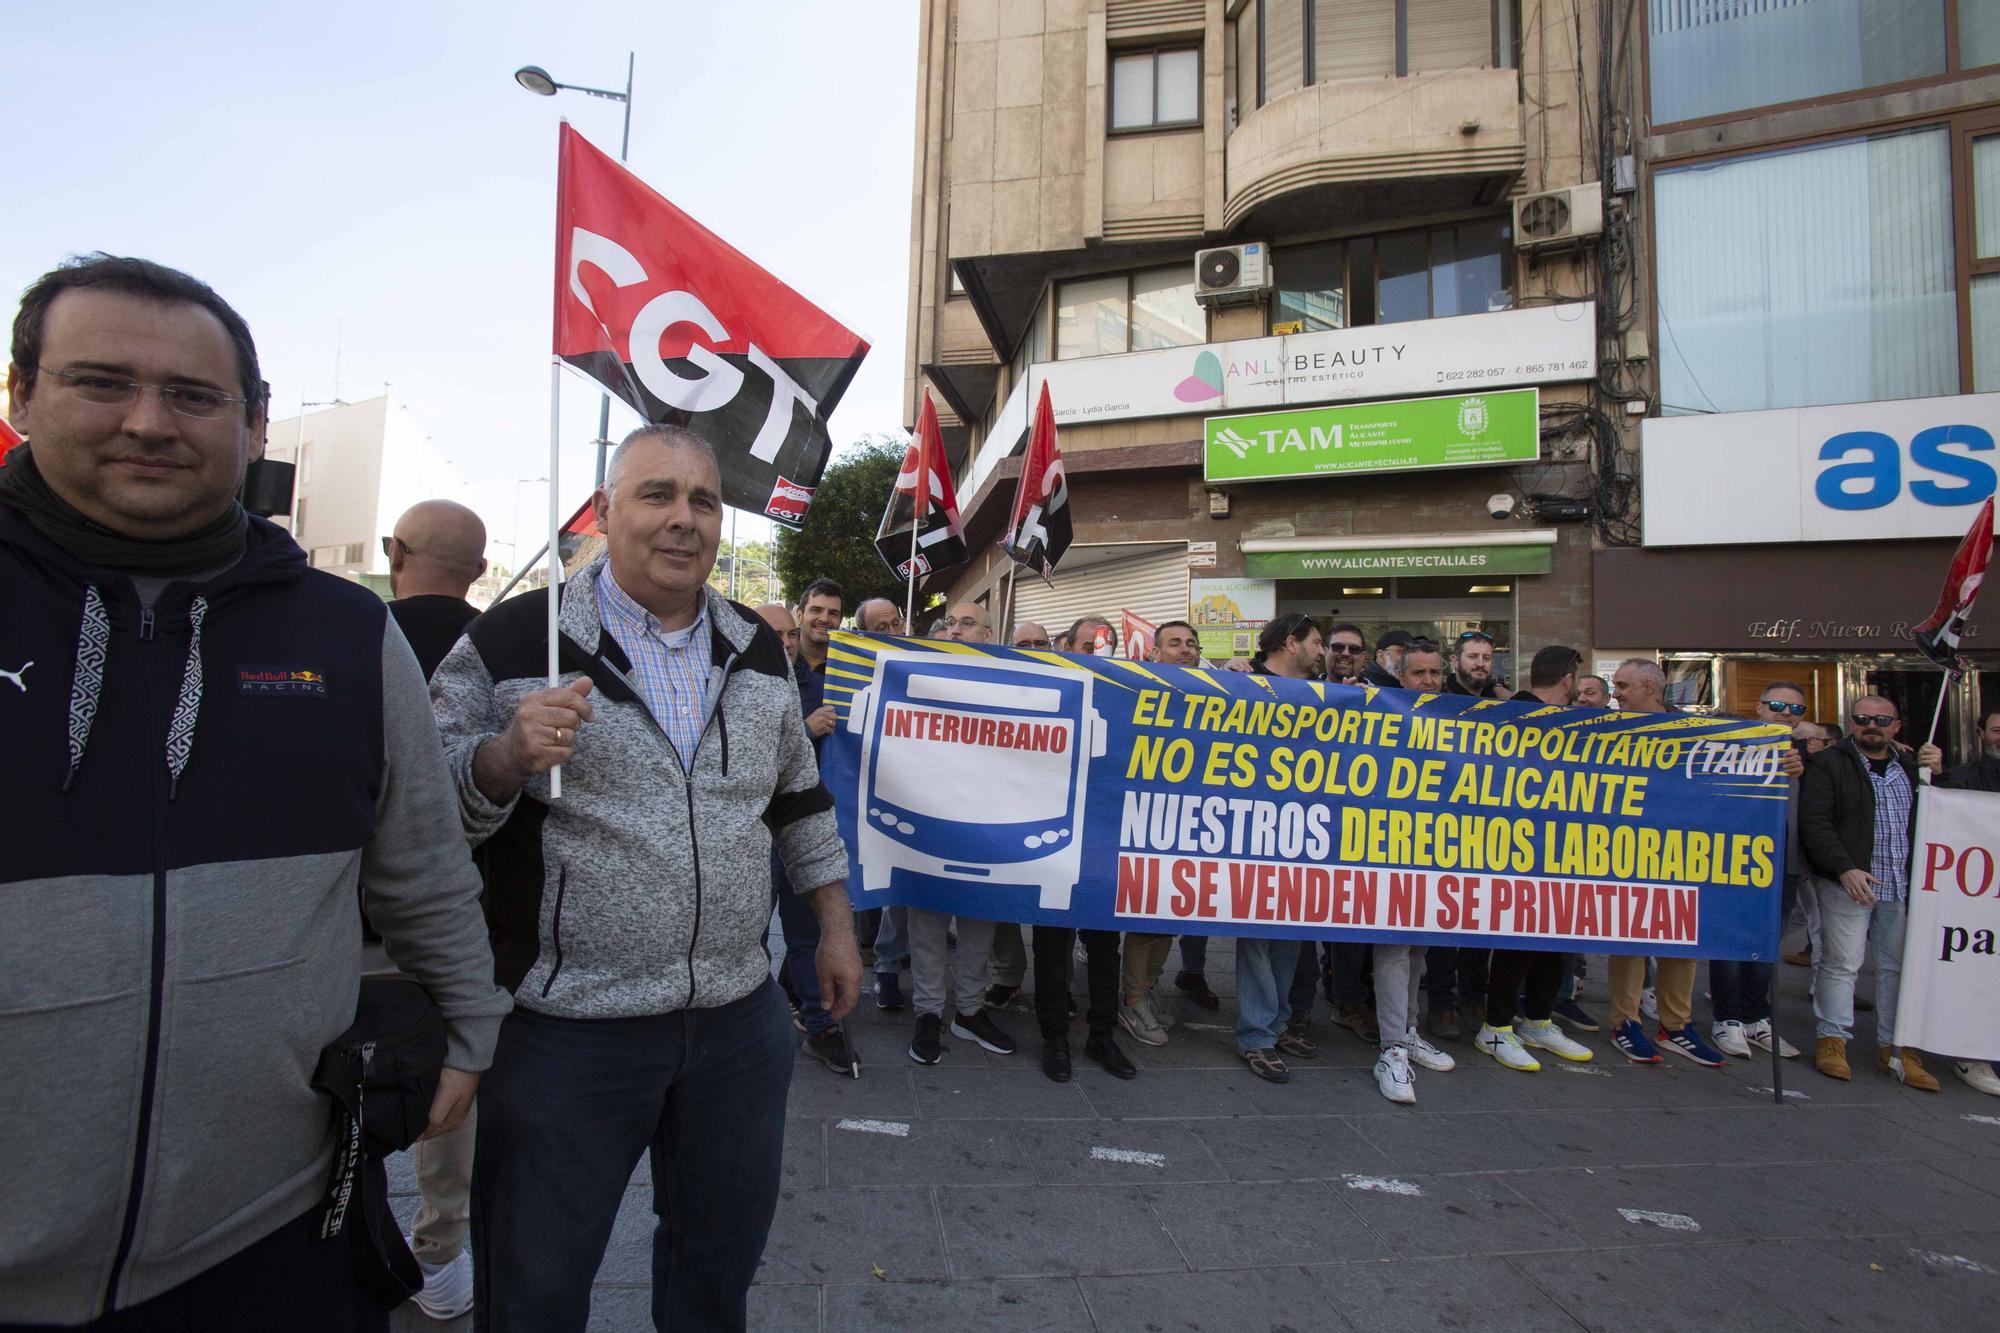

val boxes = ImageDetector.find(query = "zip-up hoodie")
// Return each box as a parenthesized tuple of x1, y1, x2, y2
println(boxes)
(0, 507, 510, 1326)
(431, 559, 847, 1016)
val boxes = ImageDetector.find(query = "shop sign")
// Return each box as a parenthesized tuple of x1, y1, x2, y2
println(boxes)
(1643, 393, 2000, 546)
(1189, 577, 1273, 660)
(1746, 617, 1980, 645)
(1026, 302, 1594, 430)
(1244, 544, 1553, 579)
(1204, 389, 1538, 483)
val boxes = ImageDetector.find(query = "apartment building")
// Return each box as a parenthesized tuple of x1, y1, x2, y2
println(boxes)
(903, 0, 1638, 681)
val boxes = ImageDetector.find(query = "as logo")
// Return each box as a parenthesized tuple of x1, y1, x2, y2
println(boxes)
(1817, 425, 1996, 511)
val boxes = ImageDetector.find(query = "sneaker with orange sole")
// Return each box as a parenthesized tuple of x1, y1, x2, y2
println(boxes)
(1879, 1045, 1941, 1091)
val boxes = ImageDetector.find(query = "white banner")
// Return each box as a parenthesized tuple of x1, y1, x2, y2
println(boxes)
(1894, 787, 2000, 1059)
(1026, 302, 1596, 431)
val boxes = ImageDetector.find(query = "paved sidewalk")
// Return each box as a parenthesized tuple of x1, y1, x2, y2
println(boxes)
(390, 936, 2000, 1330)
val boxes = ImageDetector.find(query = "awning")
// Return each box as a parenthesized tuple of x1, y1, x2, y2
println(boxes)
(1241, 530, 1558, 579)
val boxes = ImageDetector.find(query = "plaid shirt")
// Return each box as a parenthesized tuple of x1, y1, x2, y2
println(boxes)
(1865, 756, 1914, 902)
(595, 567, 710, 772)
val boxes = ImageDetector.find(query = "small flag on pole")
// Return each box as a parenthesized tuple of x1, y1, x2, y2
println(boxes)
(553, 124, 868, 528)
(1912, 496, 1994, 669)
(1001, 383, 1073, 584)
(875, 393, 967, 579)
(1120, 610, 1158, 660)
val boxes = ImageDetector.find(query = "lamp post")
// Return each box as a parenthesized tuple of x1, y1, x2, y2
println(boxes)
(515, 53, 634, 488)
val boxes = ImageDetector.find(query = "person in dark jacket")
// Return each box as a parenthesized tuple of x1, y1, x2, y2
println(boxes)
(0, 254, 508, 1330)
(1360, 627, 1412, 688)
(1800, 696, 1945, 1088)
(1443, 629, 1504, 698)
(1947, 706, 2000, 792)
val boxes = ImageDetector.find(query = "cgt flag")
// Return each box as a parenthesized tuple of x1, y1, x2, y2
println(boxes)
(0, 413, 21, 464)
(1001, 382, 1072, 583)
(553, 124, 868, 527)
(1120, 610, 1157, 660)
(1912, 495, 1994, 668)
(874, 393, 966, 580)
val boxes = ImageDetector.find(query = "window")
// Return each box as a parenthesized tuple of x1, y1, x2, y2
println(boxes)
(1252, 0, 1502, 109)
(1110, 47, 1201, 131)
(1654, 128, 1957, 415)
(1056, 267, 1205, 359)
(1969, 0, 2000, 68)
(1970, 133, 2000, 389)
(1269, 219, 1511, 332)
(1648, 0, 1947, 125)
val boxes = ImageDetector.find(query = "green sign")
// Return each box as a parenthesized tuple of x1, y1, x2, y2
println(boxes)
(1204, 388, 1539, 483)
(1245, 544, 1553, 578)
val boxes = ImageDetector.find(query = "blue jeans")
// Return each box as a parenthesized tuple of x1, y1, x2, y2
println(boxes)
(772, 856, 830, 1034)
(471, 983, 793, 1332)
(1234, 937, 1301, 1051)
(1178, 935, 1208, 974)
(1709, 959, 1772, 1024)
(873, 905, 909, 977)
(1814, 892, 1905, 1045)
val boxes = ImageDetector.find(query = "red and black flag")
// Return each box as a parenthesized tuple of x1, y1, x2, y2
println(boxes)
(1913, 495, 1994, 668)
(557, 497, 606, 574)
(875, 393, 966, 579)
(553, 124, 868, 528)
(1001, 382, 1072, 583)
(0, 413, 22, 465)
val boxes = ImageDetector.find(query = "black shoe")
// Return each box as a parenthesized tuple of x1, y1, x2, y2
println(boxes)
(876, 973, 906, 1012)
(1085, 1034, 1138, 1079)
(949, 1007, 1017, 1054)
(1174, 971, 1221, 1010)
(804, 1025, 861, 1078)
(909, 1013, 943, 1065)
(985, 983, 1019, 1008)
(1042, 1037, 1073, 1082)
(1552, 998, 1600, 1033)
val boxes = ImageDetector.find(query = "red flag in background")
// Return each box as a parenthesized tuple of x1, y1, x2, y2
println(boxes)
(0, 413, 22, 464)
(1913, 495, 1995, 668)
(553, 124, 869, 528)
(874, 393, 967, 580)
(1121, 610, 1158, 661)
(1001, 383, 1073, 583)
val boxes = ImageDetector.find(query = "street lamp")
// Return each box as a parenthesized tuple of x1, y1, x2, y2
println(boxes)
(514, 52, 634, 487)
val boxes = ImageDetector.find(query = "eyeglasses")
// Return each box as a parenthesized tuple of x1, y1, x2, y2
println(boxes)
(943, 616, 983, 630)
(1851, 712, 1897, 728)
(38, 365, 250, 420)
(1014, 636, 1052, 649)
(1761, 699, 1807, 716)
(381, 535, 416, 559)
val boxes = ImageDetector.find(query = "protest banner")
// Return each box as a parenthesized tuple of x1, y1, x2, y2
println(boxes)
(819, 636, 1791, 959)
(1894, 787, 2000, 1059)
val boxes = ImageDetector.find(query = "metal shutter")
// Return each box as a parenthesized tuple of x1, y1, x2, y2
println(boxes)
(1264, 0, 1307, 100)
(1011, 544, 1190, 651)
(1314, 0, 1397, 83)
(1407, 0, 1493, 74)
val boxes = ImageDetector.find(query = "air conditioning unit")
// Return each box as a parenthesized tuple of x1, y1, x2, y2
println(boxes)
(1194, 243, 1272, 305)
(1513, 185, 1604, 251)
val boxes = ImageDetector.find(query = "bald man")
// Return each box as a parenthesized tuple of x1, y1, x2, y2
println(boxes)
(386, 499, 488, 678)
(941, 600, 990, 643)
(381, 498, 489, 1308)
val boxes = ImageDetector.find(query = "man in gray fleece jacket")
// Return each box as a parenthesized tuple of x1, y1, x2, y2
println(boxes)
(1, 254, 510, 1330)
(430, 425, 856, 1332)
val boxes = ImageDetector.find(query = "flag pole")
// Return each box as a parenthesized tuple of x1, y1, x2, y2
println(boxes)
(905, 522, 920, 632)
(1000, 561, 1017, 645)
(547, 355, 564, 800)
(1919, 667, 1957, 786)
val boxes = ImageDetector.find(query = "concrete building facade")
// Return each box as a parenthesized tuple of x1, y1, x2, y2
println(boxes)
(903, 0, 1638, 686)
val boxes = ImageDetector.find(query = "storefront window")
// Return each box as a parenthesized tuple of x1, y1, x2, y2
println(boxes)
(1655, 128, 1957, 415)
(1130, 267, 1205, 350)
(1648, 0, 1946, 125)
(1056, 275, 1129, 360)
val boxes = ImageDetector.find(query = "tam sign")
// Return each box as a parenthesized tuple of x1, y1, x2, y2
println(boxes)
(1643, 394, 2000, 546)
(1205, 389, 1539, 483)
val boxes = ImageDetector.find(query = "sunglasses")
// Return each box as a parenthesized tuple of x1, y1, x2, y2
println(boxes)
(1455, 631, 1495, 645)
(1761, 699, 1807, 716)
(1327, 642, 1365, 653)
(1850, 712, 1897, 728)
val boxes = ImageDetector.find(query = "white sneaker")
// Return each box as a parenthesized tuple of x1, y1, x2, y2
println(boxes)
(1517, 1016, 1593, 1062)
(1956, 1060, 2000, 1096)
(1374, 1044, 1416, 1104)
(1139, 991, 1175, 1032)
(1476, 1024, 1541, 1071)
(1639, 987, 1658, 1022)
(403, 1238, 473, 1320)
(1403, 1026, 1456, 1072)
(1711, 1020, 1752, 1059)
(1741, 1019, 1800, 1059)
(1117, 1000, 1168, 1047)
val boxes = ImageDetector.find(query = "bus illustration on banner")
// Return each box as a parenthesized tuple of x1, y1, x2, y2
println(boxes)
(845, 652, 1107, 909)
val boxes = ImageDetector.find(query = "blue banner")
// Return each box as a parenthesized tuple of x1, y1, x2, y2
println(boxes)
(820, 635, 1790, 960)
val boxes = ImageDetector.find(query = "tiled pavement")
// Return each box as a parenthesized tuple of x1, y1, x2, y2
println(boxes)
(391, 934, 2000, 1331)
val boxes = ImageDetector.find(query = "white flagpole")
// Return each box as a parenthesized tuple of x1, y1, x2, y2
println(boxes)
(1000, 561, 1018, 645)
(905, 518, 920, 632)
(547, 356, 564, 800)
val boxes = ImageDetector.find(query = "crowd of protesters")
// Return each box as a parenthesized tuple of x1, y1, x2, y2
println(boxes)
(5, 253, 1998, 1333)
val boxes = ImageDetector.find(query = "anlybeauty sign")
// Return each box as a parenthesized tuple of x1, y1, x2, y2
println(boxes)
(1205, 389, 1539, 483)
(1027, 302, 1594, 430)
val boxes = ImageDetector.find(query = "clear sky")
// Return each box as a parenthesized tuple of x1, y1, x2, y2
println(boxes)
(2, 0, 919, 563)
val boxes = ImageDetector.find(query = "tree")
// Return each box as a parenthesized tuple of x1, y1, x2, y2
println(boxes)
(772, 433, 911, 608)
(708, 536, 778, 608)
